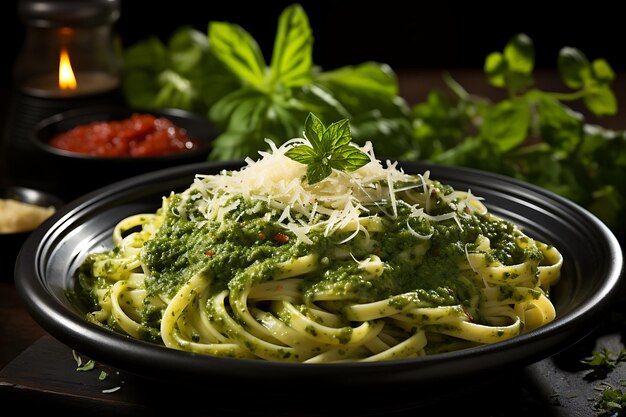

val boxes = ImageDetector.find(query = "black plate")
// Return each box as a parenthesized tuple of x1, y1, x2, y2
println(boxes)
(14, 161, 624, 399)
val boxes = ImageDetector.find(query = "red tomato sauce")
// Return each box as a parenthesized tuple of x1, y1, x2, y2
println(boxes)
(48, 113, 200, 157)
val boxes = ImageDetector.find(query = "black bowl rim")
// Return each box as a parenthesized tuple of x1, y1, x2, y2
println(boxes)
(14, 160, 625, 390)
(1, 185, 65, 207)
(29, 105, 216, 162)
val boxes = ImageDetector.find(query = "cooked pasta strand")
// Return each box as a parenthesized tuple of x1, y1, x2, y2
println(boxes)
(75, 136, 563, 363)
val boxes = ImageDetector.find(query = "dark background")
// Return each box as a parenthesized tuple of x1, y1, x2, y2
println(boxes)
(2, 0, 626, 86)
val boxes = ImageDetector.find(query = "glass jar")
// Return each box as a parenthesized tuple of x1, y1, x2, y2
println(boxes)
(14, 0, 122, 98)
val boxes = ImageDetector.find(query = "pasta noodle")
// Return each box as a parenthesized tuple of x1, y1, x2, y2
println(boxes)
(75, 138, 563, 363)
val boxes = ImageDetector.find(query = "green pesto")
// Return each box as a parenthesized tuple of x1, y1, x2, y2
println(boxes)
(77, 183, 544, 339)
(335, 327, 353, 344)
(151, 191, 534, 304)
(305, 325, 318, 336)
(140, 193, 317, 299)
(498, 284, 516, 300)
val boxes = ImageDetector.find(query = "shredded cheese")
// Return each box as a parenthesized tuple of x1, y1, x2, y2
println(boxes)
(0, 198, 56, 234)
(187, 138, 483, 243)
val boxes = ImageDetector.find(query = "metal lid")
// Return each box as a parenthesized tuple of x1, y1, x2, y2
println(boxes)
(17, 0, 121, 28)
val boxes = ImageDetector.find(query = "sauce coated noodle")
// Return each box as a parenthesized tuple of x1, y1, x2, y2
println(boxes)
(75, 138, 563, 362)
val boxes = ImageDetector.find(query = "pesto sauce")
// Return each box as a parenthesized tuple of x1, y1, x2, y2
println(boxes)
(141, 194, 312, 299)
(138, 190, 540, 319)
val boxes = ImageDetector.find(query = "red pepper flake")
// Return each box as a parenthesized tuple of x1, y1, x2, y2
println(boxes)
(258, 232, 267, 240)
(273, 233, 289, 244)
(204, 250, 216, 256)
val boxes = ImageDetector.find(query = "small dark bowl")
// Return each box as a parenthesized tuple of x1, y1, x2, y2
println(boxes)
(0, 186, 64, 280)
(30, 105, 219, 201)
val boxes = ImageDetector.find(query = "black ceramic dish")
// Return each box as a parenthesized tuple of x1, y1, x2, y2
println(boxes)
(29, 105, 219, 201)
(14, 161, 624, 404)
(1, 186, 64, 280)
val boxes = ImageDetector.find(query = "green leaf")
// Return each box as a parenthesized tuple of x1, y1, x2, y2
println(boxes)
(208, 88, 267, 129)
(329, 145, 371, 171)
(595, 385, 626, 415)
(326, 119, 351, 149)
(556, 49, 618, 115)
(121, 37, 169, 108)
(314, 62, 407, 134)
(493, 140, 584, 202)
(591, 58, 615, 83)
(290, 84, 349, 122)
(155, 70, 196, 110)
(208, 129, 267, 161)
(209, 21, 266, 89)
(269, 3, 313, 88)
(284, 144, 317, 164)
(225, 97, 269, 138)
(168, 26, 209, 74)
(316, 62, 398, 99)
(484, 34, 534, 93)
(263, 100, 309, 142)
(121, 26, 238, 114)
(558, 47, 590, 89)
(409, 89, 467, 159)
(287, 113, 369, 184)
(484, 52, 506, 87)
(121, 71, 160, 109)
(588, 185, 624, 235)
(304, 112, 326, 153)
(306, 159, 332, 185)
(585, 84, 618, 116)
(504, 33, 534, 75)
(76, 360, 95, 372)
(581, 347, 626, 380)
(536, 95, 584, 153)
(505, 72, 533, 94)
(312, 62, 412, 158)
(350, 111, 415, 159)
(434, 136, 510, 175)
(479, 99, 530, 151)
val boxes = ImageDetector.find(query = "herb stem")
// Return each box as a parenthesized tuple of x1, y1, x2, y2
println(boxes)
(545, 89, 587, 102)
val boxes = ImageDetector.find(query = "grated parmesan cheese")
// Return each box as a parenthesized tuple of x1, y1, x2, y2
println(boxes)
(185, 138, 483, 243)
(0, 198, 56, 234)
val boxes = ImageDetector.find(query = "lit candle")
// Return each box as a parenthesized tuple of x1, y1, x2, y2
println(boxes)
(58, 47, 77, 90)
(20, 47, 119, 98)
(21, 72, 120, 98)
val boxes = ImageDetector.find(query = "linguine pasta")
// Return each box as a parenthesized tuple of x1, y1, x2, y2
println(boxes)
(75, 138, 563, 362)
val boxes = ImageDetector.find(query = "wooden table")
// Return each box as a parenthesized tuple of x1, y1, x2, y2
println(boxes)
(1, 69, 624, 416)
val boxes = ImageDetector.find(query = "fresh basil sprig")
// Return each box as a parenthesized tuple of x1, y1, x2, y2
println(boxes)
(285, 113, 370, 184)
(121, 3, 410, 162)
(206, 4, 410, 161)
(413, 33, 625, 237)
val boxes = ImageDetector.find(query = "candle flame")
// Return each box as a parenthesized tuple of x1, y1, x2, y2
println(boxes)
(58, 48, 77, 90)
